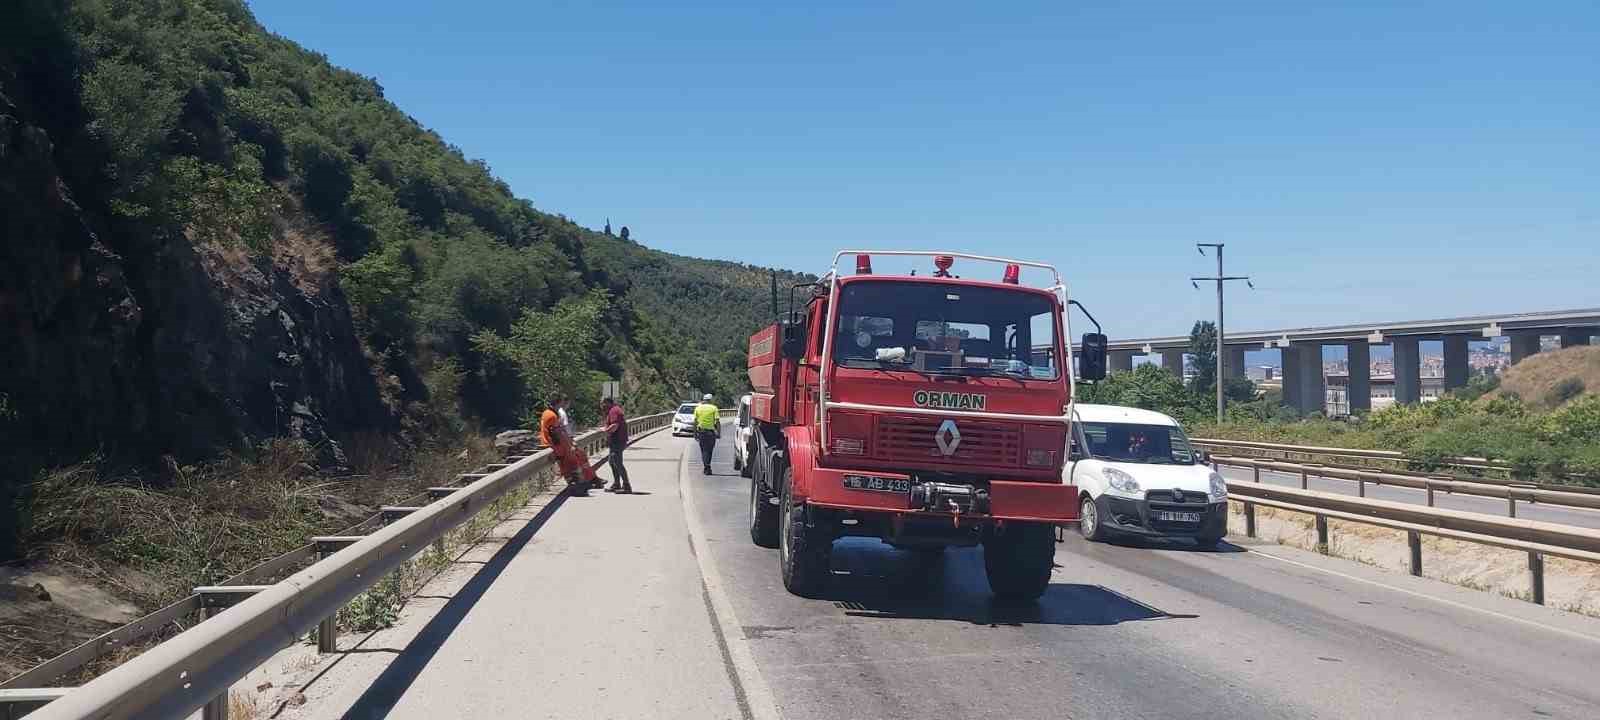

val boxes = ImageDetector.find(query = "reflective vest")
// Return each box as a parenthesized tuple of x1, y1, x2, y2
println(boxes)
(693, 403, 719, 430)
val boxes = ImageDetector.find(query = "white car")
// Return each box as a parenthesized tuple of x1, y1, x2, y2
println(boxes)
(1067, 403, 1229, 547)
(671, 402, 698, 436)
(732, 394, 755, 477)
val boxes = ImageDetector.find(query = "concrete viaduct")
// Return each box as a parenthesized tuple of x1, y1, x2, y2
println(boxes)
(1072, 308, 1600, 414)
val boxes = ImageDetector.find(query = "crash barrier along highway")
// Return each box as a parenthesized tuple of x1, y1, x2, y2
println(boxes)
(1192, 437, 1599, 492)
(2, 411, 675, 720)
(1208, 454, 1600, 518)
(1217, 457, 1600, 607)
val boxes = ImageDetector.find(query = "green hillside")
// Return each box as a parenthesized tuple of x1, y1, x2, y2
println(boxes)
(0, 0, 806, 555)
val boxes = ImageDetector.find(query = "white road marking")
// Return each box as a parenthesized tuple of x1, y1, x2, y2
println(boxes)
(1245, 546, 1600, 645)
(679, 440, 784, 720)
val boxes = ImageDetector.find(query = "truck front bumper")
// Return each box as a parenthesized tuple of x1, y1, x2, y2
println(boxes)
(803, 467, 1078, 524)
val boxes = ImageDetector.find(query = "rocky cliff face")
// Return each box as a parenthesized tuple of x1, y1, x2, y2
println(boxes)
(1, 88, 395, 557)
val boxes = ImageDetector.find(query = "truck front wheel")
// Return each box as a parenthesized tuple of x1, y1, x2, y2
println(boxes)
(779, 465, 831, 597)
(982, 522, 1055, 602)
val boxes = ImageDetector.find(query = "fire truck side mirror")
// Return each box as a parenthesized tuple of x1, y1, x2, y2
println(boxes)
(781, 318, 808, 359)
(1079, 333, 1108, 381)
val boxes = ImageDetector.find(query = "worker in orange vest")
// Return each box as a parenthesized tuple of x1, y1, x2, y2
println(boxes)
(540, 394, 596, 496)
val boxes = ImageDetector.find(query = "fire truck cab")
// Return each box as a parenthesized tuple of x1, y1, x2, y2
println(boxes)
(746, 251, 1107, 601)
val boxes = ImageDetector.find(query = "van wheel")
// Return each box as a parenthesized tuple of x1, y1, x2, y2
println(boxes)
(748, 465, 779, 548)
(779, 465, 830, 597)
(1078, 496, 1107, 542)
(983, 522, 1054, 603)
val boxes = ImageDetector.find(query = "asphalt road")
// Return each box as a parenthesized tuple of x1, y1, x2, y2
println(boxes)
(1217, 464, 1600, 528)
(685, 430, 1600, 719)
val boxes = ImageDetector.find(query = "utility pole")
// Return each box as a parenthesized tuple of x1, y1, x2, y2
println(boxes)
(1193, 244, 1252, 423)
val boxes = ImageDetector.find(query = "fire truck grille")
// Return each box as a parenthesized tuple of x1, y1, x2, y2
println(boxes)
(874, 415, 1021, 467)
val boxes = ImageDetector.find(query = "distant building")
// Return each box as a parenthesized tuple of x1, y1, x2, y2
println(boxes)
(1247, 365, 1276, 381)
(1325, 373, 1443, 416)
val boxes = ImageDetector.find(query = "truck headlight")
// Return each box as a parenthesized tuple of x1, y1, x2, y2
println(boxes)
(1208, 472, 1228, 502)
(1104, 467, 1141, 497)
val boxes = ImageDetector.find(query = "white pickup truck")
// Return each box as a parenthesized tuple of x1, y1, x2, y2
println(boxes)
(1068, 403, 1229, 547)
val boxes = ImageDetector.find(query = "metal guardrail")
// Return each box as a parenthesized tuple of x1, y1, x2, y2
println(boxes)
(1195, 437, 1501, 470)
(8, 410, 673, 720)
(1225, 471, 1600, 607)
(1210, 455, 1600, 518)
(1194, 437, 1597, 488)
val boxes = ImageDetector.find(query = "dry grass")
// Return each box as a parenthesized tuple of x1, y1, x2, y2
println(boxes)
(271, 194, 340, 296)
(6, 434, 501, 685)
(1230, 502, 1600, 616)
(1491, 345, 1600, 410)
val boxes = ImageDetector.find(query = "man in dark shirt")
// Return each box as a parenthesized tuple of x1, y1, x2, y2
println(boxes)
(602, 397, 633, 494)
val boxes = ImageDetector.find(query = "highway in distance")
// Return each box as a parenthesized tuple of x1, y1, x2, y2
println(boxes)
(1216, 464, 1600, 529)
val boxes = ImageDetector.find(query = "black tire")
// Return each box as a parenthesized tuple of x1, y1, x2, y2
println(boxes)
(1078, 495, 1107, 542)
(778, 464, 830, 597)
(983, 522, 1055, 602)
(739, 439, 755, 478)
(748, 459, 779, 548)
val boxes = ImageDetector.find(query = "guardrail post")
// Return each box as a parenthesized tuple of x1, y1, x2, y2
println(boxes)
(1314, 514, 1328, 553)
(1300, 467, 1308, 489)
(1407, 531, 1422, 576)
(1244, 501, 1256, 538)
(1425, 482, 1435, 507)
(1507, 494, 1517, 519)
(1252, 465, 1260, 483)
(317, 547, 338, 654)
(1358, 478, 1365, 497)
(1529, 552, 1545, 605)
(200, 607, 230, 720)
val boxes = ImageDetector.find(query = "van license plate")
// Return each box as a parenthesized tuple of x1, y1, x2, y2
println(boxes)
(1157, 510, 1201, 523)
(843, 475, 909, 494)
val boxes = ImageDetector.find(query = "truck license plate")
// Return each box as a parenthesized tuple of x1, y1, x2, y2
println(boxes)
(842, 475, 909, 494)
(1157, 510, 1201, 523)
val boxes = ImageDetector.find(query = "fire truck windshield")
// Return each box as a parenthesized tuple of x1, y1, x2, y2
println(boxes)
(832, 280, 1061, 381)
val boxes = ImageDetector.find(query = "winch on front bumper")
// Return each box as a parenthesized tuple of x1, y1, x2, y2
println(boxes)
(806, 466, 1077, 524)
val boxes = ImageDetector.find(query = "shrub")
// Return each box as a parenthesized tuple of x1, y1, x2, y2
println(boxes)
(1547, 378, 1587, 407)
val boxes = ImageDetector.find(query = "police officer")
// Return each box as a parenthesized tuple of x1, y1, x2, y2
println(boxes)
(693, 393, 720, 474)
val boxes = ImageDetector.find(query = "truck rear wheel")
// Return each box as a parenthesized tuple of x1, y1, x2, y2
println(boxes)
(748, 465, 779, 548)
(983, 522, 1055, 602)
(779, 465, 830, 597)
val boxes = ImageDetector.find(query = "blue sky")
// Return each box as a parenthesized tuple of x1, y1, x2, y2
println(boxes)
(252, 1, 1597, 340)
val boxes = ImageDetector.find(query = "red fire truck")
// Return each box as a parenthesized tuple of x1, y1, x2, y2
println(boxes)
(745, 251, 1107, 600)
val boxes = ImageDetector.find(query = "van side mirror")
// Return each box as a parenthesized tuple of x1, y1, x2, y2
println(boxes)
(1079, 332, 1108, 381)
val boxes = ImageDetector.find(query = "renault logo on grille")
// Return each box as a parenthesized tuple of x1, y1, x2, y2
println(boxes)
(935, 419, 962, 456)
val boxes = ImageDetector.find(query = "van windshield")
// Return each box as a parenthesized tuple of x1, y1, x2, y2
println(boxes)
(831, 280, 1060, 380)
(1077, 422, 1198, 465)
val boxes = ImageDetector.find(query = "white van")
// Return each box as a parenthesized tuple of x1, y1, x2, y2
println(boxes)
(1068, 403, 1228, 547)
(733, 393, 755, 477)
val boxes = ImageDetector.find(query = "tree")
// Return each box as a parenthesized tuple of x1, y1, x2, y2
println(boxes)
(1186, 319, 1255, 413)
(471, 289, 612, 425)
(1078, 365, 1207, 423)
(1187, 321, 1217, 397)
(619, 225, 630, 242)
